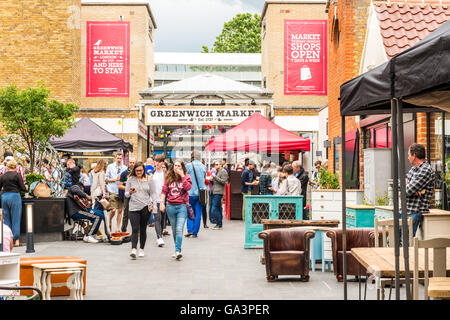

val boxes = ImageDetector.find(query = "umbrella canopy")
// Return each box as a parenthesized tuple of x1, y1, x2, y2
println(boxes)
(50, 117, 133, 152)
(205, 112, 310, 152)
(340, 18, 450, 115)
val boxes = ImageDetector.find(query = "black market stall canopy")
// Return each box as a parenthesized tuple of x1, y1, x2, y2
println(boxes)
(340, 18, 450, 116)
(50, 117, 133, 153)
(339, 18, 450, 301)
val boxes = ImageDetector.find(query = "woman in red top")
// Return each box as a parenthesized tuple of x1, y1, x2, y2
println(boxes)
(160, 160, 192, 260)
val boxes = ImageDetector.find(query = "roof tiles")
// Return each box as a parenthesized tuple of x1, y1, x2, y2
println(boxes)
(374, 2, 450, 58)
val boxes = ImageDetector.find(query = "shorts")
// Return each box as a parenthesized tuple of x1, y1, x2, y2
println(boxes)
(109, 193, 123, 209)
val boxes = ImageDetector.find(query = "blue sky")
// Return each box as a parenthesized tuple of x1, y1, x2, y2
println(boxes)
(149, 0, 266, 52)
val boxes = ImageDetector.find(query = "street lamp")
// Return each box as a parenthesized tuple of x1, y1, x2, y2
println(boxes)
(25, 202, 35, 253)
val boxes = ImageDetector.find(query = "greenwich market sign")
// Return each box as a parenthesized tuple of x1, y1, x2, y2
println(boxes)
(145, 106, 266, 126)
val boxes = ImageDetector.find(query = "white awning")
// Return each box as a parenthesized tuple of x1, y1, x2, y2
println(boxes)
(274, 116, 319, 132)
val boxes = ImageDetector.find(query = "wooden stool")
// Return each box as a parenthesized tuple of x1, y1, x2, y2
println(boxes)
(32, 263, 86, 300)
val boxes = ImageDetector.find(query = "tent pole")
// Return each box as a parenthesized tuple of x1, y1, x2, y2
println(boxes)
(391, 98, 401, 300)
(341, 115, 347, 300)
(396, 98, 412, 300)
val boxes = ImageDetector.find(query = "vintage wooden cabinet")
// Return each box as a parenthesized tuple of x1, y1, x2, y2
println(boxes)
(244, 195, 303, 248)
(311, 190, 364, 226)
(346, 205, 376, 228)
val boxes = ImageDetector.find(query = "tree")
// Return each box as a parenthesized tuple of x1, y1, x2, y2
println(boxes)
(0, 83, 79, 172)
(202, 13, 261, 53)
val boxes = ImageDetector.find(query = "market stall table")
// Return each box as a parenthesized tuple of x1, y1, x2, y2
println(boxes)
(351, 247, 450, 300)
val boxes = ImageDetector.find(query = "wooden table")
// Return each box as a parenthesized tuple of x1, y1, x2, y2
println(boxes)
(32, 262, 86, 300)
(351, 247, 450, 299)
(261, 219, 339, 230)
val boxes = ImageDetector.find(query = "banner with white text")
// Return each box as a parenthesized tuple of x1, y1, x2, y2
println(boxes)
(284, 20, 327, 95)
(86, 21, 130, 97)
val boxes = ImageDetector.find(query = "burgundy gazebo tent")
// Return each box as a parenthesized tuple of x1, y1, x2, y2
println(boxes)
(205, 112, 310, 153)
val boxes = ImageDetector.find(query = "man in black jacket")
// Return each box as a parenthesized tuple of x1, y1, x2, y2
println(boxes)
(292, 161, 309, 220)
(67, 182, 104, 243)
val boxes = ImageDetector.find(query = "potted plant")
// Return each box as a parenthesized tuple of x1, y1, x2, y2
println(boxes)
(0, 83, 78, 242)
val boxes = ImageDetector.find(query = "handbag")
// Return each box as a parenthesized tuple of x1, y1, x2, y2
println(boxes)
(31, 181, 52, 198)
(191, 164, 206, 206)
(186, 202, 195, 220)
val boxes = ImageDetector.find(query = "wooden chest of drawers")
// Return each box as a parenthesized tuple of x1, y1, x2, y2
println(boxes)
(311, 190, 364, 226)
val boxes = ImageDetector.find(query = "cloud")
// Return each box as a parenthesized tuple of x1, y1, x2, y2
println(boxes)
(149, 0, 265, 52)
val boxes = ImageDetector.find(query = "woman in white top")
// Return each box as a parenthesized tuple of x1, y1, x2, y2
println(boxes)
(91, 159, 107, 211)
(152, 154, 168, 246)
(277, 164, 302, 196)
(125, 162, 158, 259)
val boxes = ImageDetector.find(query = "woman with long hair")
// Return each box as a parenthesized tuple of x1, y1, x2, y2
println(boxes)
(160, 159, 192, 260)
(0, 160, 27, 247)
(91, 159, 107, 212)
(125, 162, 158, 259)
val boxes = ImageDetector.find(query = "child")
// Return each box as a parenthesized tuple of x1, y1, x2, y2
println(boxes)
(1, 210, 14, 252)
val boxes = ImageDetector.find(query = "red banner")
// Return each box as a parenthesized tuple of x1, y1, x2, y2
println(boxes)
(284, 20, 327, 95)
(86, 21, 130, 97)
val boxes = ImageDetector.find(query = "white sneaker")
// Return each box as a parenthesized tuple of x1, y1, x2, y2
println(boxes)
(172, 253, 176, 259)
(157, 238, 165, 247)
(138, 249, 145, 257)
(130, 249, 137, 260)
(84, 235, 99, 243)
(175, 252, 183, 260)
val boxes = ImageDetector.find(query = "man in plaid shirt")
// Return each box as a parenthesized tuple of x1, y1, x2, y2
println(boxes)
(403, 143, 434, 237)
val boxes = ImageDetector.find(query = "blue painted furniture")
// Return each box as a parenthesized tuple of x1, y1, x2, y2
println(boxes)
(346, 205, 376, 228)
(310, 229, 334, 272)
(244, 195, 303, 248)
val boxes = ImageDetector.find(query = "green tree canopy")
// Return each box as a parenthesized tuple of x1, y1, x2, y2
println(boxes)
(0, 83, 79, 171)
(202, 13, 261, 53)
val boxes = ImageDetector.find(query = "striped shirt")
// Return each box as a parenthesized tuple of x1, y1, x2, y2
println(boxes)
(405, 161, 434, 214)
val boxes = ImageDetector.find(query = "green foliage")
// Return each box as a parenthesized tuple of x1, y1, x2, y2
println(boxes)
(444, 157, 450, 185)
(202, 13, 261, 53)
(375, 192, 389, 206)
(25, 173, 45, 187)
(318, 168, 340, 189)
(0, 83, 78, 171)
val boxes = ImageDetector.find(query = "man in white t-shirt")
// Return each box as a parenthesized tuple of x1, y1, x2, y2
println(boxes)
(152, 154, 168, 247)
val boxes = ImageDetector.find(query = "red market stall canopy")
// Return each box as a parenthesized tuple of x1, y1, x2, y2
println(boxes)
(50, 117, 133, 153)
(205, 112, 310, 152)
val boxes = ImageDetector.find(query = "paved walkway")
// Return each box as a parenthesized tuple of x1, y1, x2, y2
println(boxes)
(13, 218, 415, 300)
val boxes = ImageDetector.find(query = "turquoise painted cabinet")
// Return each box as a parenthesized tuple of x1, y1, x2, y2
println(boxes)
(244, 195, 303, 248)
(346, 205, 375, 228)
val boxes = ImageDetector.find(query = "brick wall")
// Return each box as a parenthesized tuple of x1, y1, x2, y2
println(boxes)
(261, 2, 328, 112)
(327, 0, 371, 185)
(0, 0, 81, 104)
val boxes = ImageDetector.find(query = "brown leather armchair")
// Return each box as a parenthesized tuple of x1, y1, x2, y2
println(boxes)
(258, 227, 316, 282)
(326, 228, 375, 282)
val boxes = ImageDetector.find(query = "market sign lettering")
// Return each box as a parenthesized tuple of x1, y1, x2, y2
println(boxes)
(144, 106, 266, 126)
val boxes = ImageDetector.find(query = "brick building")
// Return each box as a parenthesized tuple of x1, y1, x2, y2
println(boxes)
(260, 0, 329, 170)
(326, 0, 450, 207)
(0, 0, 156, 165)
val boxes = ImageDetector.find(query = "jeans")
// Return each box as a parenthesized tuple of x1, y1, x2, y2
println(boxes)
(72, 209, 104, 236)
(166, 204, 187, 253)
(186, 196, 203, 236)
(1, 192, 22, 241)
(211, 194, 223, 227)
(154, 202, 166, 239)
(399, 211, 423, 245)
(94, 198, 104, 212)
(121, 197, 130, 233)
(129, 206, 150, 249)
(208, 190, 216, 224)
